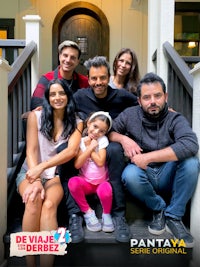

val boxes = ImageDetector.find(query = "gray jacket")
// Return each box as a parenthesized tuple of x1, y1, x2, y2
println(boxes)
(112, 104, 199, 161)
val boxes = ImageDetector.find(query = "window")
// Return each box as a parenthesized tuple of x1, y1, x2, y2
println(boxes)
(174, 3, 200, 56)
(0, 29, 7, 57)
(0, 19, 15, 62)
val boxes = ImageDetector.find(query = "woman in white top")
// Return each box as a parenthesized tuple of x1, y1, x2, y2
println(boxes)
(16, 78, 83, 267)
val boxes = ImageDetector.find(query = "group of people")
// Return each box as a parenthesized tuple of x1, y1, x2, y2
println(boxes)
(16, 40, 200, 267)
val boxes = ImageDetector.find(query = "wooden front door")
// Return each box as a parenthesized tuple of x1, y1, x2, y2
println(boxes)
(60, 14, 102, 75)
(52, 2, 109, 75)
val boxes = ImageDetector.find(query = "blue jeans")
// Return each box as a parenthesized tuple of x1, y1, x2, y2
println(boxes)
(122, 157, 200, 220)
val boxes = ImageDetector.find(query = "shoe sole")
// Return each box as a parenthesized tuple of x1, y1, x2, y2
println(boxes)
(115, 235, 130, 243)
(102, 227, 115, 233)
(86, 225, 102, 232)
(148, 225, 166, 235)
(71, 236, 84, 243)
(165, 224, 194, 248)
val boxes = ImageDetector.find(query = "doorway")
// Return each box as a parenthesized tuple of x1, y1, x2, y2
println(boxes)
(52, 2, 109, 75)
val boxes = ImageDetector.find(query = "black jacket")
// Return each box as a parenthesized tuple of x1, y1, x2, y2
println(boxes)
(73, 86, 138, 120)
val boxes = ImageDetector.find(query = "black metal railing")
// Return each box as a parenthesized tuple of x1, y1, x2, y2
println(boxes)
(0, 39, 26, 65)
(182, 56, 200, 69)
(0, 40, 37, 205)
(163, 41, 193, 126)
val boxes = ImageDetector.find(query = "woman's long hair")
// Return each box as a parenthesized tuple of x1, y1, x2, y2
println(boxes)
(113, 48, 140, 95)
(40, 78, 77, 140)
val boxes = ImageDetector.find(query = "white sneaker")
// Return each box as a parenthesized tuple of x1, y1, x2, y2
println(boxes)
(102, 213, 115, 233)
(84, 210, 101, 232)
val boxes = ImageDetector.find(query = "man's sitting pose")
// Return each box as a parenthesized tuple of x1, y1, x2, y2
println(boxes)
(109, 72, 200, 248)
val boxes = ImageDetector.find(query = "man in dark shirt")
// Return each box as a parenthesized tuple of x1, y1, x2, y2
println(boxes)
(71, 56, 138, 242)
(109, 72, 200, 247)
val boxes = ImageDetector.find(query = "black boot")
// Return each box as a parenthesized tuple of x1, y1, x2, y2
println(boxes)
(69, 214, 84, 243)
(148, 210, 165, 235)
(113, 216, 131, 242)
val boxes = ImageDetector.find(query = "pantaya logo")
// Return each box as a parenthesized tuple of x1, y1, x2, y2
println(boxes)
(130, 239, 187, 255)
(10, 228, 71, 257)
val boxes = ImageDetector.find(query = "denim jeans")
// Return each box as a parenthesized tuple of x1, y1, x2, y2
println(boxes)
(122, 157, 200, 220)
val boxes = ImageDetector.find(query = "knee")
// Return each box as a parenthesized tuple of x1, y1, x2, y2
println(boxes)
(68, 177, 80, 193)
(97, 182, 112, 198)
(181, 157, 200, 178)
(26, 198, 43, 216)
(42, 199, 56, 212)
(122, 164, 141, 188)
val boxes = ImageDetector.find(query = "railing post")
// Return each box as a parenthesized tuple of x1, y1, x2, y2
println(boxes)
(0, 58, 11, 265)
(23, 15, 43, 94)
(189, 63, 200, 267)
(148, 0, 174, 85)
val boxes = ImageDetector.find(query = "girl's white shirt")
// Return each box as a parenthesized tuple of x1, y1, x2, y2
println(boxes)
(79, 135, 109, 185)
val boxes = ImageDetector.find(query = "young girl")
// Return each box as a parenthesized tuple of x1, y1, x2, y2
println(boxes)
(68, 111, 114, 233)
(16, 78, 83, 267)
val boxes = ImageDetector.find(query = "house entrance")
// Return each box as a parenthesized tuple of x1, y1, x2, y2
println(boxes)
(52, 2, 109, 75)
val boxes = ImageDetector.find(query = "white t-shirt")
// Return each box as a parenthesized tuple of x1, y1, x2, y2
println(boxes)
(79, 135, 109, 185)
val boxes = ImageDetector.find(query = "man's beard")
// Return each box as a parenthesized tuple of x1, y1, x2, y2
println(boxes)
(145, 111, 160, 119)
(144, 103, 166, 119)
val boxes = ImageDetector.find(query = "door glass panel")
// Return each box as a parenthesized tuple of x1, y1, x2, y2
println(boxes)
(76, 37, 88, 55)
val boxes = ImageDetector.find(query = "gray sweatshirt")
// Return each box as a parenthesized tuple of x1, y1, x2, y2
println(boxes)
(112, 104, 199, 161)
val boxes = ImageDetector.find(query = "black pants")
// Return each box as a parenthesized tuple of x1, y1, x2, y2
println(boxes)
(57, 142, 127, 217)
(57, 143, 81, 216)
(106, 142, 127, 217)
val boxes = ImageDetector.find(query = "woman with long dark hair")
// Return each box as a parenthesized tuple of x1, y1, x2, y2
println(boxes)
(109, 48, 140, 95)
(16, 78, 83, 267)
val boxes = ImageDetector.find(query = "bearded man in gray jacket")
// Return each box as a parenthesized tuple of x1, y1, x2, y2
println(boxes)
(109, 72, 200, 248)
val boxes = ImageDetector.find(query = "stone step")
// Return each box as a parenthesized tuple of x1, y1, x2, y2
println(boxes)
(84, 219, 172, 243)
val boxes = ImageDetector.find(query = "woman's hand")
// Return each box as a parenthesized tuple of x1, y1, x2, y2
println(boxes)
(22, 180, 45, 203)
(26, 163, 45, 183)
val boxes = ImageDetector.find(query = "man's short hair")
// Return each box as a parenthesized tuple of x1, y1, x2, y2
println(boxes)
(58, 40, 81, 59)
(84, 56, 110, 76)
(137, 72, 166, 97)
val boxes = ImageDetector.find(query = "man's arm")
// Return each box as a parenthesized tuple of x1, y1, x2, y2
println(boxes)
(131, 147, 178, 170)
(109, 131, 142, 157)
(31, 73, 54, 110)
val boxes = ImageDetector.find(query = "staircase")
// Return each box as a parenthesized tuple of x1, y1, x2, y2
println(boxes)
(4, 192, 193, 267)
